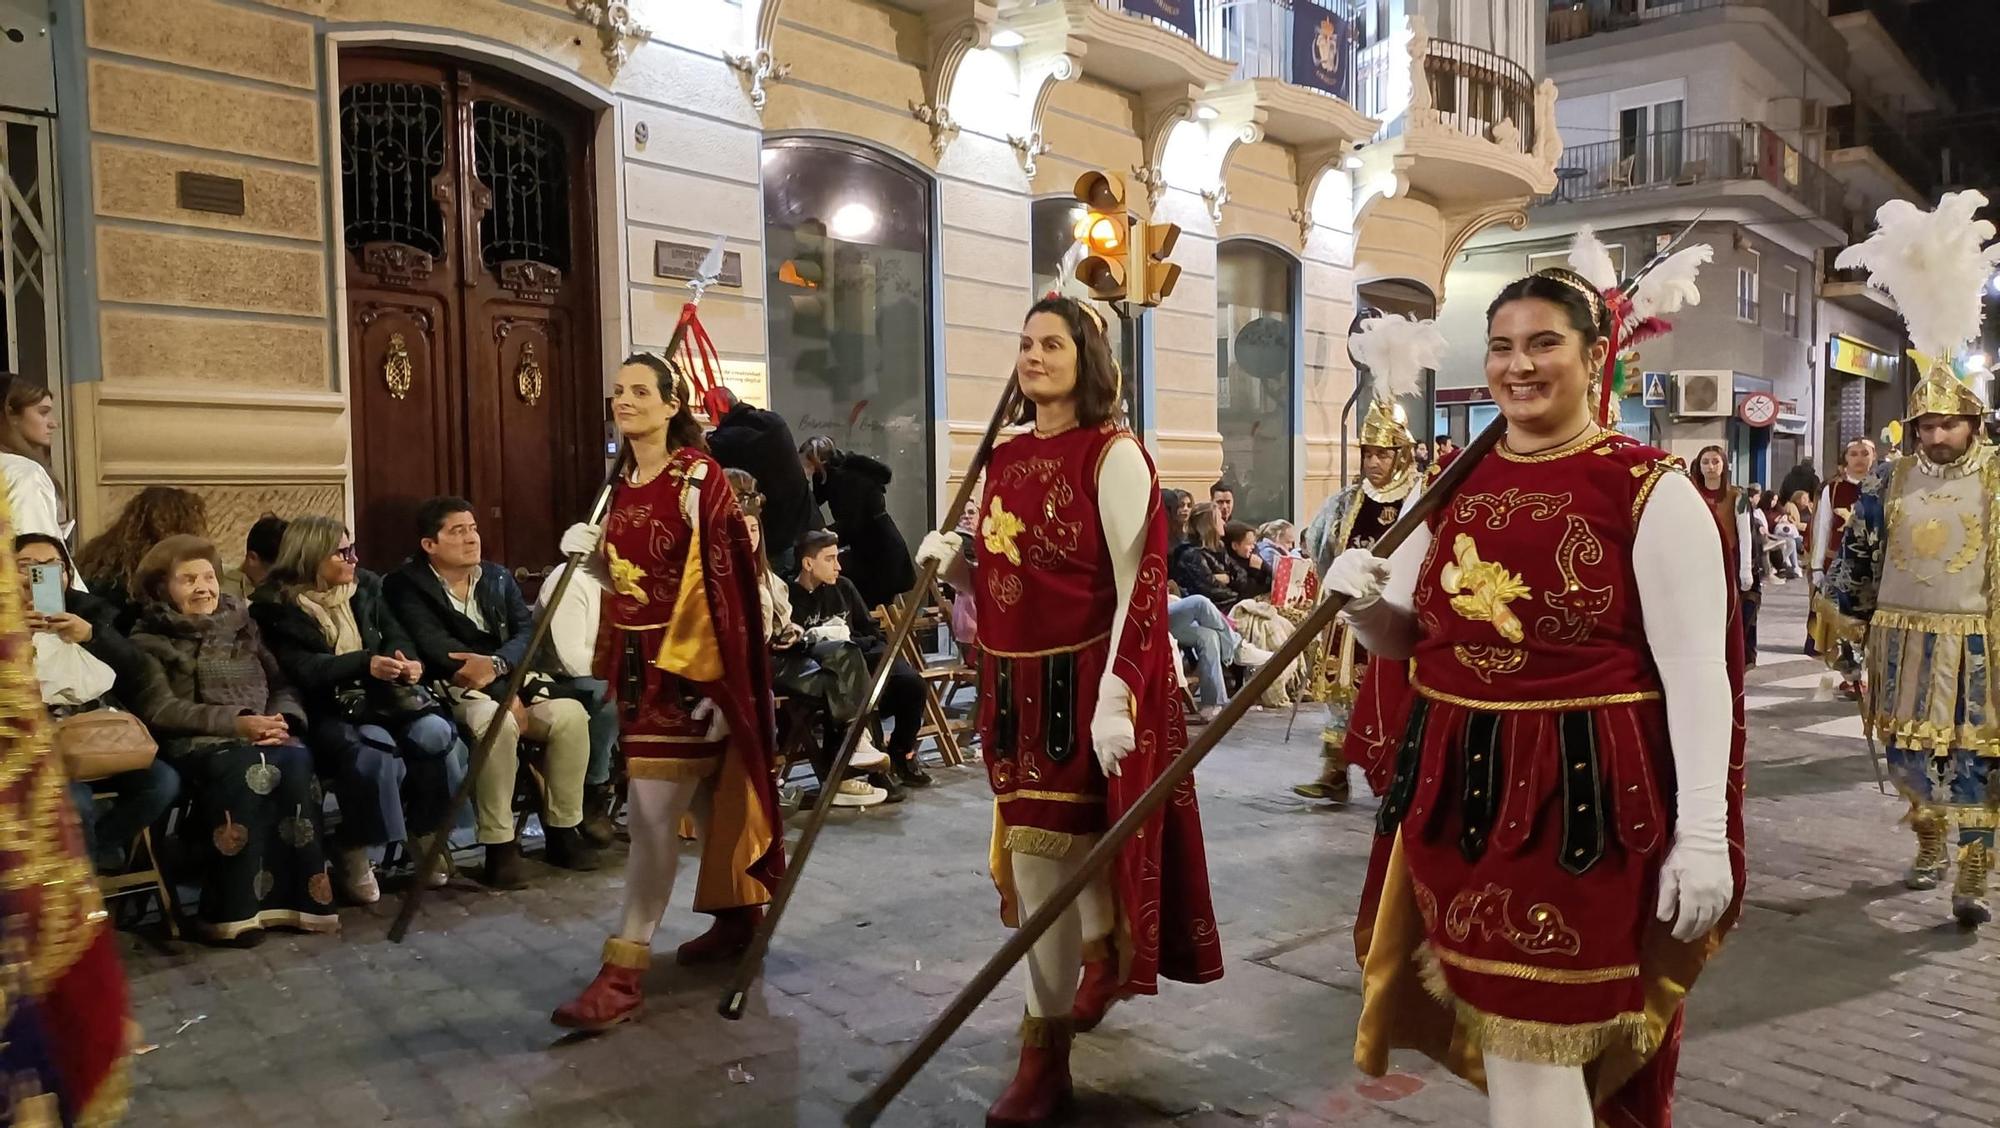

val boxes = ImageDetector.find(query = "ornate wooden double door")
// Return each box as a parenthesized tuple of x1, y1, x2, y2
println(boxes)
(339, 52, 601, 577)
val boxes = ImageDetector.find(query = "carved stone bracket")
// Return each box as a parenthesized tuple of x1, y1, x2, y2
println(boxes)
(566, 0, 651, 76)
(1010, 42, 1082, 181)
(1200, 185, 1229, 223)
(1287, 207, 1314, 244)
(1134, 87, 1200, 212)
(1007, 130, 1054, 179)
(1293, 142, 1348, 245)
(910, 4, 996, 156)
(1129, 164, 1167, 212)
(725, 47, 790, 113)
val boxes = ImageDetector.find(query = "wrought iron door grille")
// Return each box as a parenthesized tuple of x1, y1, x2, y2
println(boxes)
(471, 100, 570, 271)
(339, 81, 448, 257)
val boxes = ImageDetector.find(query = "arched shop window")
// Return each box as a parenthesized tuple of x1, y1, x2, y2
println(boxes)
(1029, 198, 1140, 430)
(1216, 240, 1299, 523)
(763, 139, 935, 547)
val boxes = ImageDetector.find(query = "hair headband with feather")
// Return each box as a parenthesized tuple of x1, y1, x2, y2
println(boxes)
(1553, 222, 1713, 426)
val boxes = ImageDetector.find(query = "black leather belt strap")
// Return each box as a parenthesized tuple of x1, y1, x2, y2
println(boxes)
(620, 635, 645, 722)
(992, 658, 1017, 760)
(1458, 711, 1503, 862)
(1376, 695, 1430, 836)
(1559, 710, 1606, 875)
(1044, 652, 1077, 762)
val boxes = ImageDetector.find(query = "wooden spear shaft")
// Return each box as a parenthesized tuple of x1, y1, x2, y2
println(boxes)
(843, 415, 1507, 1126)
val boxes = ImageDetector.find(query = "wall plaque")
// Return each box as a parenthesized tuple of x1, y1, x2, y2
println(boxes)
(176, 171, 246, 216)
(654, 239, 743, 288)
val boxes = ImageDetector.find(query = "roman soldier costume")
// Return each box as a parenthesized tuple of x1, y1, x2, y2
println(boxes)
(1807, 468, 1868, 694)
(1347, 235, 1744, 1127)
(975, 420, 1223, 1125)
(1298, 391, 1417, 802)
(554, 430, 786, 1030)
(1820, 191, 2000, 926)
(1, 484, 133, 1126)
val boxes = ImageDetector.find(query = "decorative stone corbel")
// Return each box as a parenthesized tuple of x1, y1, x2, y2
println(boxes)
(1134, 87, 1201, 211)
(566, 0, 651, 76)
(1009, 42, 1082, 181)
(1008, 131, 1054, 179)
(1129, 164, 1168, 212)
(725, 48, 791, 112)
(1200, 185, 1230, 223)
(909, 3, 997, 156)
(1287, 207, 1315, 243)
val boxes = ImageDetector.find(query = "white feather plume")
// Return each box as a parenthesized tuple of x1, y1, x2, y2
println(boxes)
(1350, 314, 1445, 403)
(1566, 225, 1620, 292)
(1835, 190, 2000, 360)
(1629, 243, 1713, 322)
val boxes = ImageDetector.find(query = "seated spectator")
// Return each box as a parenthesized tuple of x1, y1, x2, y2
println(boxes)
(1171, 502, 1238, 612)
(1168, 590, 1271, 722)
(251, 516, 463, 902)
(709, 389, 816, 574)
(1163, 488, 1194, 543)
(1768, 502, 1804, 580)
(785, 529, 932, 800)
(21, 534, 180, 874)
(1254, 519, 1301, 572)
(222, 514, 287, 602)
(1221, 521, 1273, 603)
(127, 535, 336, 946)
(77, 485, 210, 631)
(1209, 479, 1238, 525)
(534, 553, 619, 850)
(800, 435, 915, 609)
(384, 497, 596, 888)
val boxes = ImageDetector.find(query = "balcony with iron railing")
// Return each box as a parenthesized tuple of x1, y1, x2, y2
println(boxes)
(1538, 121, 1849, 237)
(1546, 0, 1849, 80)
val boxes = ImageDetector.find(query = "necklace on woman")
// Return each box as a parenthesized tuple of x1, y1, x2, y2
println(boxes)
(1033, 419, 1079, 439)
(1502, 419, 1597, 458)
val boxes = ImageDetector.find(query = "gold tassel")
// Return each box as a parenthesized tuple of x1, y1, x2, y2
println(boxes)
(1004, 825, 1076, 860)
(1413, 944, 1654, 1067)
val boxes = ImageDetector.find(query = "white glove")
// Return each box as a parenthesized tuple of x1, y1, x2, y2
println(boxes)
(1654, 828, 1733, 942)
(1326, 547, 1392, 608)
(692, 698, 731, 742)
(916, 530, 963, 571)
(1090, 674, 1135, 778)
(560, 522, 603, 558)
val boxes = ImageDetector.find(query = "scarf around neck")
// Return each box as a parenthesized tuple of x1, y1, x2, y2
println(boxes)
(299, 582, 363, 655)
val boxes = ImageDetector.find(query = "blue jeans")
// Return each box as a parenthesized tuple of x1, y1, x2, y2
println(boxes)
(308, 711, 461, 846)
(1169, 595, 1238, 709)
(571, 677, 618, 786)
(67, 759, 182, 872)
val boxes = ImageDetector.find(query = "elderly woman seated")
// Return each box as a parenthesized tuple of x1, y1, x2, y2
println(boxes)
(128, 535, 337, 946)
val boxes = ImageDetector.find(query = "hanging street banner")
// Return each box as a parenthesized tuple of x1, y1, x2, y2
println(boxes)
(1292, 0, 1353, 100)
(1124, 0, 1197, 36)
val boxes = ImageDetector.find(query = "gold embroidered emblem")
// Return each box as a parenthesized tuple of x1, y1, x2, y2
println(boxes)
(1912, 517, 1949, 560)
(1444, 883, 1583, 956)
(982, 496, 1025, 566)
(606, 543, 650, 605)
(1536, 514, 1613, 644)
(1453, 643, 1525, 683)
(1454, 489, 1571, 530)
(1439, 534, 1531, 643)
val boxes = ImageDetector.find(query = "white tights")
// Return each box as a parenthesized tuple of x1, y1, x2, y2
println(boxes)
(618, 777, 708, 944)
(1484, 1055, 1590, 1128)
(1010, 834, 1116, 1018)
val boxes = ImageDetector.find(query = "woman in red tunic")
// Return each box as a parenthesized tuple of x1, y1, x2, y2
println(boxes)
(1332, 270, 1744, 1128)
(552, 353, 783, 1032)
(920, 296, 1222, 1127)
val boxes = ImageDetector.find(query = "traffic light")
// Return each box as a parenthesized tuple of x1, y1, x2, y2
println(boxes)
(779, 218, 829, 376)
(1134, 219, 1182, 307)
(1072, 170, 1131, 301)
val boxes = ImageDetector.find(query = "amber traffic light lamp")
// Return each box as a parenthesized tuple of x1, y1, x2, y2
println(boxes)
(1072, 170, 1132, 301)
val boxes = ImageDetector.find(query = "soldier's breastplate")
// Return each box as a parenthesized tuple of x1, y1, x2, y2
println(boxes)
(1878, 472, 1989, 616)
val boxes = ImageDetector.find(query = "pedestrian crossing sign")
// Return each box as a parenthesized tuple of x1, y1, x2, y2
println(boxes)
(1641, 371, 1668, 408)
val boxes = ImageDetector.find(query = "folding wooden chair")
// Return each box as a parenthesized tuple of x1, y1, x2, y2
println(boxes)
(88, 788, 179, 939)
(874, 588, 969, 768)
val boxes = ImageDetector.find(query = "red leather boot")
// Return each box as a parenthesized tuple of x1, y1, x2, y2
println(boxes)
(1071, 938, 1121, 1033)
(551, 938, 649, 1031)
(675, 906, 762, 966)
(986, 1015, 1074, 1127)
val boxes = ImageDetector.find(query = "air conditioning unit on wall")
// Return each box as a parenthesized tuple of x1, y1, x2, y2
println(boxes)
(1675, 370, 1733, 417)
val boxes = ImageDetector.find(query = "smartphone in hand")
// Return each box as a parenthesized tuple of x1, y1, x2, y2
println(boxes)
(26, 564, 63, 617)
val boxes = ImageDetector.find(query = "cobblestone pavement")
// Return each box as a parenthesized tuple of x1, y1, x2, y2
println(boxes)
(114, 584, 2000, 1127)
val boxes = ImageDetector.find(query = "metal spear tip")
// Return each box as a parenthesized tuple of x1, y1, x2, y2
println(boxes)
(688, 233, 728, 297)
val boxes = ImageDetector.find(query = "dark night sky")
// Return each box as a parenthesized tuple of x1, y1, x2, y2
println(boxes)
(1908, 0, 2000, 196)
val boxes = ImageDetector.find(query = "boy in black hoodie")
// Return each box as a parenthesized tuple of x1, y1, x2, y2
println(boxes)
(787, 530, 932, 792)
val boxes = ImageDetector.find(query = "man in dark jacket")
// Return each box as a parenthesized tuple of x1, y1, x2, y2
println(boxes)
(707, 388, 816, 574)
(800, 437, 916, 609)
(1777, 457, 1819, 509)
(383, 497, 594, 888)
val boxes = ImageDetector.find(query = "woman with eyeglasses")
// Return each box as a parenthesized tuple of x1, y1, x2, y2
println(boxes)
(250, 516, 460, 905)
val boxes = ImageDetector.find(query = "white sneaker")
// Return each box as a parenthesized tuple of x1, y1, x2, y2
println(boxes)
(1235, 642, 1275, 669)
(832, 777, 888, 808)
(338, 846, 381, 904)
(848, 731, 890, 772)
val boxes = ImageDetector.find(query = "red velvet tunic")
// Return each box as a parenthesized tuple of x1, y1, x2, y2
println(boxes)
(976, 422, 1224, 995)
(1355, 430, 1747, 1128)
(1818, 477, 1861, 571)
(597, 446, 784, 910)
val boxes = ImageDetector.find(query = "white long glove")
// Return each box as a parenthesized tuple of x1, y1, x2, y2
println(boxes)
(691, 698, 730, 742)
(1090, 673, 1135, 778)
(915, 530, 962, 571)
(1656, 825, 1731, 941)
(560, 522, 603, 557)
(1325, 547, 1392, 608)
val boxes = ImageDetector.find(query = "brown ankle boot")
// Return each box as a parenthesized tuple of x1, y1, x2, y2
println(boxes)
(551, 938, 649, 1031)
(580, 782, 618, 848)
(986, 1014, 1074, 1127)
(675, 906, 762, 966)
(1071, 938, 1121, 1033)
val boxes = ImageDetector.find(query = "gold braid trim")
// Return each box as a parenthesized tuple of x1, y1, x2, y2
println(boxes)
(1019, 1013, 1073, 1047)
(1081, 937, 1113, 962)
(1865, 713, 2000, 755)
(1004, 826, 1077, 860)
(627, 755, 724, 782)
(602, 937, 652, 970)
(1432, 946, 1641, 985)
(1416, 945, 1656, 1067)
(1870, 607, 1989, 636)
